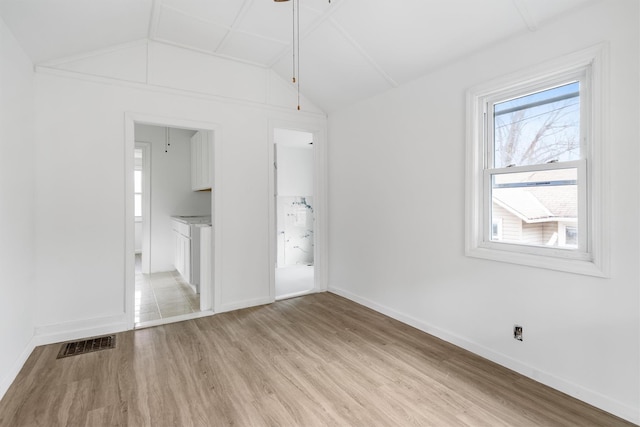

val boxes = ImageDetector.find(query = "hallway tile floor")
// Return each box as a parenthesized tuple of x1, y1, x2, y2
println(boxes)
(134, 256, 200, 326)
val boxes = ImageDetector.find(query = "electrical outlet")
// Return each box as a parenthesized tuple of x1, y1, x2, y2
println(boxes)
(514, 325, 523, 341)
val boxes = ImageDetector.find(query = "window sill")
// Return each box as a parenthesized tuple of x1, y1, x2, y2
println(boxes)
(465, 245, 608, 278)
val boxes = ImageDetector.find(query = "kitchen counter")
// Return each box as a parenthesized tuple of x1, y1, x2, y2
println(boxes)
(171, 215, 211, 225)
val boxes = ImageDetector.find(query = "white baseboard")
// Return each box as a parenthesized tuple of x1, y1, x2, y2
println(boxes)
(33, 314, 129, 347)
(0, 335, 37, 402)
(219, 296, 273, 313)
(1, 314, 131, 401)
(329, 286, 640, 426)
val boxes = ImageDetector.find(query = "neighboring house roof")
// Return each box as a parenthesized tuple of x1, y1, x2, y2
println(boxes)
(493, 168, 577, 223)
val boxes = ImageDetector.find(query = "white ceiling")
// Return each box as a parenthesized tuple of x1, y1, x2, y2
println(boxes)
(0, 0, 599, 112)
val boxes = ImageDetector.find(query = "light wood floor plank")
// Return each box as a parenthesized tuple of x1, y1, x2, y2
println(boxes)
(0, 293, 635, 426)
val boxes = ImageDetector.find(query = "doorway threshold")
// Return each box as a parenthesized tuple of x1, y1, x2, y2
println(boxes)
(275, 289, 315, 301)
(135, 310, 215, 329)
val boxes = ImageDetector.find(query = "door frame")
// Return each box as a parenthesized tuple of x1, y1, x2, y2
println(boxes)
(124, 112, 222, 329)
(268, 119, 328, 301)
(134, 142, 151, 274)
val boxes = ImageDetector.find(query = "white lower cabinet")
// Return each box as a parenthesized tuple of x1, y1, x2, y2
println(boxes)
(173, 221, 191, 283)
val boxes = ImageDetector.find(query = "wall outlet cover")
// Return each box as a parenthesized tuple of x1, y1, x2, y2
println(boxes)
(514, 325, 523, 341)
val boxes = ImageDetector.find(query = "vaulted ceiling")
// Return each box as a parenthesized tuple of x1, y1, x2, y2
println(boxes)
(0, 0, 599, 112)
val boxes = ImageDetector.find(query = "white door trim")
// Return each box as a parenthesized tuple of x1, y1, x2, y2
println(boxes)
(124, 112, 223, 330)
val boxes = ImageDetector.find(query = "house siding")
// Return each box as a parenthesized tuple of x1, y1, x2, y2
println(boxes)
(492, 204, 522, 242)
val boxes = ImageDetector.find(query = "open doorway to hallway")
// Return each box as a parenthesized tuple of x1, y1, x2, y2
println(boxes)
(132, 124, 210, 327)
(274, 128, 315, 300)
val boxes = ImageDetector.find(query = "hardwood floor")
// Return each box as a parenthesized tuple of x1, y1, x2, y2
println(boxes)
(0, 293, 634, 426)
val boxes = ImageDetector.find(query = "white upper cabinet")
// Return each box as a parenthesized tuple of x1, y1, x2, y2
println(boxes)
(190, 131, 212, 191)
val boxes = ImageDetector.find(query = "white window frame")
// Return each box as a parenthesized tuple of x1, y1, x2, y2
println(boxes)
(465, 44, 609, 277)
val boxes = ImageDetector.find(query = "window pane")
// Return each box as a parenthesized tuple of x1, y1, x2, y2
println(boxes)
(493, 82, 580, 168)
(134, 170, 142, 193)
(491, 168, 578, 248)
(134, 194, 142, 217)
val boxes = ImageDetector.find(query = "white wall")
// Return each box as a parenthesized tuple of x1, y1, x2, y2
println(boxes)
(0, 17, 36, 397)
(327, 1, 639, 423)
(135, 124, 210, 272)
(33, 41, 326, 333)
(277, 145, 314, 196)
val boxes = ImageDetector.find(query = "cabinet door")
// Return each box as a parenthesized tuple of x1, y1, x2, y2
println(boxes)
(190, 132, 202, 191)
(181, 234, 191, 283)
(174, 231, 183, 276)
(190, 131, 212, 191)
(201, 132, 211, 189)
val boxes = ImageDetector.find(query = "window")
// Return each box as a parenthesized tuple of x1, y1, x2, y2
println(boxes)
(466, 45, 608, 277)
(492, 218, 503, 241)
(564, 225, 578, 247)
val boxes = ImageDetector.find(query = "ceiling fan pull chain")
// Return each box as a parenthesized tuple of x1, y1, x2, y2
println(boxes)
(274, 0, 332, 110)
(297, 0, 301, 110)
(292, 0, 296, 83)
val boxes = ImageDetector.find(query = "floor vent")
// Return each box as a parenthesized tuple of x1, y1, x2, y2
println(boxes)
(56, 335, 116, 359)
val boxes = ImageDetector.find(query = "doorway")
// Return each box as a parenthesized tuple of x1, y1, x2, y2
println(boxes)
(125, 114, 220, 330)
(273, 128, 315, 299)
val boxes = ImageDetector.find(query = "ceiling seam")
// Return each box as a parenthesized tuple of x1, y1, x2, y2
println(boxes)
(267, 0, 351, 69)
(512, 0, 538, 31)
(148, 0, 162, 40)
(215, 0, 255, 53)
(328, 17, 398, 89)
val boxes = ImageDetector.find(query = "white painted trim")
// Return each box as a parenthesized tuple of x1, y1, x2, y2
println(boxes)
(328, 286, 640, 426)
(125, 117, 136, 326)
(34, 66, 327, 120)
(267, 0, 352, 68)
(148, 0, 161, 40)
(0, 336, 37, 401)
(218, 296, 273, 313)
(36, 39, 149, 68)
(150, 36, 273, 69)
(465, 43, 609, 277)
(214, 0, 255, 53)
(268, 119, 329, 303)
(124, 112, 223, 328)
(328, 17, 398, 89)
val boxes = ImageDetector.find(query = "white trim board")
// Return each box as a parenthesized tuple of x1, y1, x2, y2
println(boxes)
(328, 286, 639, 425)
(0, 337, 37, 402)
(34, 66, 327, 120)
